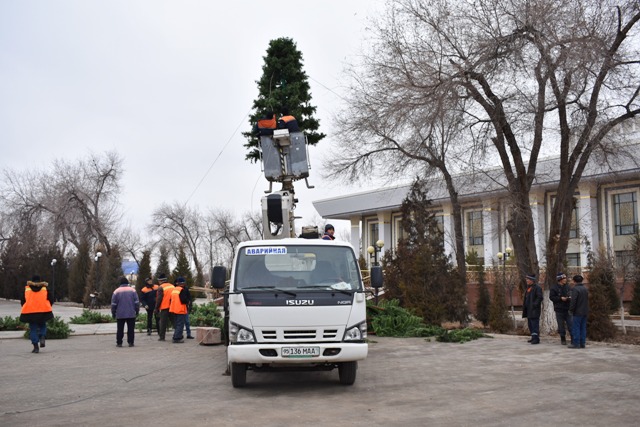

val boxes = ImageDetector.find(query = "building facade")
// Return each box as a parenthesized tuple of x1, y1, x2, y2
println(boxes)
(313, 147, 640, 272)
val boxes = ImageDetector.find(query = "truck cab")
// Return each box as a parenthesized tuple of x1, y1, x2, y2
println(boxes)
(212, 238, 370, 387)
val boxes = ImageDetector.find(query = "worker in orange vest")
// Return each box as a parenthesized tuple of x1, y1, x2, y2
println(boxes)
(253, 109, 277, 136)
(154, 273, 175, 341)
(277, 107, 300, 132)
(140, 277, 159, 335)
(169, 276, 190, 343)
(20, 275, 54, 354)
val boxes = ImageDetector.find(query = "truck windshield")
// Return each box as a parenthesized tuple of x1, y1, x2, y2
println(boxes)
(235, 245, 362, 292)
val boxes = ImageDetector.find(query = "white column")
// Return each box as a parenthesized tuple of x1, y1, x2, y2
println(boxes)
(482, 200, 500, 267)
(441, 204, 456, 263)
(377, 211, 392, 258)
(578, 183, 599, 265)
(349, 216, 361, 256)
(530, 192, 547, 266)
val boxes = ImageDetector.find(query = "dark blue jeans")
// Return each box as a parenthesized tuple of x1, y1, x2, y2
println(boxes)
(572, 315, 587, 346)
(173, 314, 186, 341)
(29, 322, 47, 345)
(185, 313, 191, 337)
(555, 311, 573, 338)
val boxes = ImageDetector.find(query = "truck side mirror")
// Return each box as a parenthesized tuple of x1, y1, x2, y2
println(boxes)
(370, 266, 383, 289)
(211, 266, 227, 290)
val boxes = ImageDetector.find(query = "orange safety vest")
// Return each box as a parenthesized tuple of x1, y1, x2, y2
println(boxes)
(159, 283, 175, 310)
(142, 284, 158, 294)
(169, 287, 187, 315)
(21, 286, 52, 314)
(257, 115, 277, 129)
(280, 115, 296, 124)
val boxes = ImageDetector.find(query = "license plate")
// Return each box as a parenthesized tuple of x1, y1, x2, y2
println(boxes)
(281, 346, 320, 358)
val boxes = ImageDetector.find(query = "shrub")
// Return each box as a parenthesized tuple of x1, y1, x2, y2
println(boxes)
(436, 328, 489, 343)
(587, 282, 617, 341)
(23, 316, 72, 339)
(69, 309, 115, 324)
(0, 316, 27, 331)
(189, 302, 223, 328)
(488, 279, 511, 333)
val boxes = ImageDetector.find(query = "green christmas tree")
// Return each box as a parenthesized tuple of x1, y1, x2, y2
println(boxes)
(68, 238, 91, 303)
(155, 245, 171, 282)
(242, 37, 325, 163)
(172, 246, 194, 285)
(136, 250, 152, 293)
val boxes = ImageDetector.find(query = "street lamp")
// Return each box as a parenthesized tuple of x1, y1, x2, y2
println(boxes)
(129, 270, 135, 287)
(94, 251, 102, 293)
(367, 240, 385, 304)
(50, 258, 57, 302)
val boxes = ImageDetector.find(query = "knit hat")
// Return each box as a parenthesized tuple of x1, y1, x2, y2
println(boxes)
(325, 224, 334, 232)
(120, 277, 129, 285)
(158, 273, 167, 282)
(525, 274, 536, 281)
(31, 275, 41, 282)
(572, 275, 584, 283)
(556, 272, 566, 280)
(175, 276, 186, 285)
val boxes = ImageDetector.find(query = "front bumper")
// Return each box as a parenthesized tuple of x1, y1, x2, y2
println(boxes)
(228, 342, 368, 364)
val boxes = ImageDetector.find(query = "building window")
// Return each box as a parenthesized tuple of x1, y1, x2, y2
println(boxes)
(566, 253, 580, 267)
(550, 195, 579, 239)
(467, 211, 483, 246)
(369, 222, 379, 247)
(613, 192, 638, 235)
(615, 250, 635, 273)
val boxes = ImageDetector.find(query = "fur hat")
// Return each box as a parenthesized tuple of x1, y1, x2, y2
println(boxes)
(525, 274, 536, 282)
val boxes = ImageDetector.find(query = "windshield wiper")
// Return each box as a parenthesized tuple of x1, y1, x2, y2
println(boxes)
(298, 285, 353, 296)
(240, 286, 297, 297)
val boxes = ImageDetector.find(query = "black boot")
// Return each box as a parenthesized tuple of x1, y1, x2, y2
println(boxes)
(530, 335, 540, 345)
(40, 335, 46, 348)
(560, 336, 566, 345)
(32, 343, 39, 353)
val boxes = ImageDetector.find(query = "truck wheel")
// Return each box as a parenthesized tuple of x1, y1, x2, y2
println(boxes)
(231, 363, 247, 388)
(338, 361, 357, 385)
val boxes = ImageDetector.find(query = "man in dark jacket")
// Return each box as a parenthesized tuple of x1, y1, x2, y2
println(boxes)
(140, 277, 159, 335)
(111, 277, 140, 348)
(322, 224, 335, 241)
(522, 274, 543, 344)
(549, 272, 573, 345)
(569, 275, 589, 349)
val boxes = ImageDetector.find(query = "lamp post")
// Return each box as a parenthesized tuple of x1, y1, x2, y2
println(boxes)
(129, 270, 135, 287)
(367, 240, 385, 305)
(94, 251, 102, 293)
(50, 258, 57, 302)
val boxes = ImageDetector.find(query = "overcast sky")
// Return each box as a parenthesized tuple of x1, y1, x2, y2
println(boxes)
(0, 1, 385, 237)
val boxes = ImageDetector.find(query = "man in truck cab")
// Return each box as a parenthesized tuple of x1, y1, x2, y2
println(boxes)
(322, 224, 335, 241)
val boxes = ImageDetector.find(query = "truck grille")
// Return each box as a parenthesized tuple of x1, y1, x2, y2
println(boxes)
(259, 328, 339, 341)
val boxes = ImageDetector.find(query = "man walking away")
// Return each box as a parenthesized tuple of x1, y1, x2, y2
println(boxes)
(522, 274, 543, 345)
(111, 277, 140, 347)
(568, 275, 589, 349)
(20, 275, 54, 354)
(550, 272, 573, 345)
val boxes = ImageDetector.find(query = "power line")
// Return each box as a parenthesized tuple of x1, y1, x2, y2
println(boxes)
(184, 108, 252, 205)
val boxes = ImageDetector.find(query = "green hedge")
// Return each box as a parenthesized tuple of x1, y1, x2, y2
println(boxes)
(0, 316, 27, 331)
(23, 316, 72, 339)
(69, 309, 115, 324)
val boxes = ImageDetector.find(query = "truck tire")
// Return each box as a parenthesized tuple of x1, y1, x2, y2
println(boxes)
(231, 363, 247, 388)
(338, 361, 357, 385)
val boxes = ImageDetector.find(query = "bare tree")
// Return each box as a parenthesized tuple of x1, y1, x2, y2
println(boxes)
(149, 203, 205, 286)
(336, 0, 640, 293)
(0, 151, 123, 255)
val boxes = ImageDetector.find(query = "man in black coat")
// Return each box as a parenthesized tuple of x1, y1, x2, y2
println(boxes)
(522, 274, 543, 344)
(549, 272, 573, 345)
(569, 275, 589, 349)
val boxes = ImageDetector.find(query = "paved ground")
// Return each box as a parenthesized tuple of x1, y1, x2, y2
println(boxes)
(1, 299, 639, 426)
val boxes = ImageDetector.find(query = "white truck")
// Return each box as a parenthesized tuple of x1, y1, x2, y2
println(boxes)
(211, 237, 381, 387)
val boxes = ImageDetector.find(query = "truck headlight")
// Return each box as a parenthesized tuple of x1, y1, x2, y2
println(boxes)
(343, 322, 367, 341)
(229, 322, 256, 343)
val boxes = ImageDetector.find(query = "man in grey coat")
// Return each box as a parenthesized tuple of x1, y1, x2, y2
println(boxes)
(111, 277, 140, 347)
(568, 275, 589, 349)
